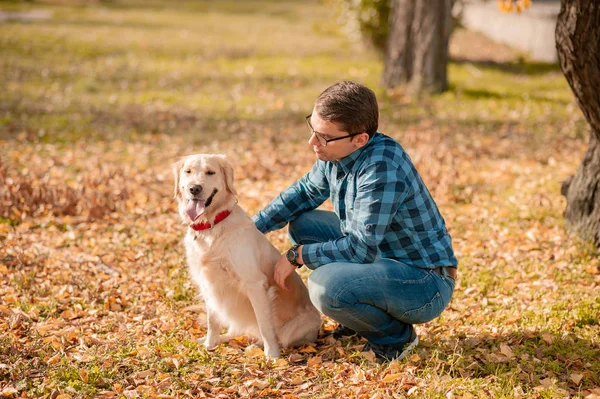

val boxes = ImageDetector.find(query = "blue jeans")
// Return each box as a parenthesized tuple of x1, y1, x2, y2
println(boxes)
(289, 210, 455, 346)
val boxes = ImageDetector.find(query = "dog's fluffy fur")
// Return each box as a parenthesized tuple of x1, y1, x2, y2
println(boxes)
(173, 154, 321, 358)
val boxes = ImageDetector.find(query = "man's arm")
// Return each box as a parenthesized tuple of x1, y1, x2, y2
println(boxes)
(253, 160, 330, 234)
(300, 160, 408, 269)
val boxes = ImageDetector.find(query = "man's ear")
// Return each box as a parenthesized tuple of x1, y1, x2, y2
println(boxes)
(216, 154, 238, 197)
(353, 132, 370, 148)
(172, 158, 185, 199)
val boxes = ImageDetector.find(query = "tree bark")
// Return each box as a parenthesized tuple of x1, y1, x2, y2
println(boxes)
(382, 0, 452, 93)
(556, 0, 600, 246)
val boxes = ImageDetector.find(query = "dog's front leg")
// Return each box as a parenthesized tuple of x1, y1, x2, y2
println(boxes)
(201, 307, 224, 350)
(245, 283, 280, 358)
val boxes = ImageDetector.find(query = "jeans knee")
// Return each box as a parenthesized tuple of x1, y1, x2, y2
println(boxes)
(308, 267, 347, 314)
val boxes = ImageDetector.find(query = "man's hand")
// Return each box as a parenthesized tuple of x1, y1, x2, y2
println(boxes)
(274, 254, 296, 290)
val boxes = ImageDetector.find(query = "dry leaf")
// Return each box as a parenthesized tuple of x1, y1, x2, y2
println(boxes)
(382, 373, 403, 383)
(570, 373, 583, 384)
(245, 346, 265, 358)
(362, 349, 377, 363)
(307, 355, 322, 367)
(0, 387, 18, 398)
(500, 343, 514, 358)
(289, 376, 304, 385)
(288, 353, 304, 363)
(409, 353, 420, 362)
(79, 369, 89, 383)
(541, 333, 554, 344)
(137, 346, 151, 359)
(245, 379, 270, 389)
(299, 345, 317, 353)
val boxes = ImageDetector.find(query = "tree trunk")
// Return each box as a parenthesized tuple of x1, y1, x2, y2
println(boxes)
(556, 0, 600, 247)
(382, 0, 452, 93)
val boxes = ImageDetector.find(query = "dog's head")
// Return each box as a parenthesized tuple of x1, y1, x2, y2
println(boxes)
(172, 154, 238, 224)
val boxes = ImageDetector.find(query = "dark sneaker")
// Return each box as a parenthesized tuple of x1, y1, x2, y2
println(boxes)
(323, 324, 357, 339)
(362, 330, 419, 362)
(332, 324, 357, 339)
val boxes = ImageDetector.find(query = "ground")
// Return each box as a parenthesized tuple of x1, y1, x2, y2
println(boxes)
(0, 1, 599, 398)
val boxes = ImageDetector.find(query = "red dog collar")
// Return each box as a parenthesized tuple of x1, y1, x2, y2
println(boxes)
(190, 210, 232, 231)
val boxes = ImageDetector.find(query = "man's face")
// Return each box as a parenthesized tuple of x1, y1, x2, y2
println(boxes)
(307, 109, 366, 162)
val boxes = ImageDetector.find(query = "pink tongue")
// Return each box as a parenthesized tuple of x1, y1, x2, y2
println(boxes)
(186, 199, 206, 221)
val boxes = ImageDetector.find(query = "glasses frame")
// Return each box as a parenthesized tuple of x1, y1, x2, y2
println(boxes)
(305, 114, 364, 147)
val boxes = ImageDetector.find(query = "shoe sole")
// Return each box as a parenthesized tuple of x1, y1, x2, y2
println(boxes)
(395, 335, 419, 361)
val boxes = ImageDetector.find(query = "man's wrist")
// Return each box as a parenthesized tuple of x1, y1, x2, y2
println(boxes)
(286, 244, 304, 268)
(297, 245, 304, 265)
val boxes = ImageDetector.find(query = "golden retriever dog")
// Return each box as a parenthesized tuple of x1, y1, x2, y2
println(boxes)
(173, 154, 321, 358)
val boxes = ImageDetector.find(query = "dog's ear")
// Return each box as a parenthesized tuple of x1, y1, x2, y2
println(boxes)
(172, 158, 185, 199)
(217, 155, 238, 197)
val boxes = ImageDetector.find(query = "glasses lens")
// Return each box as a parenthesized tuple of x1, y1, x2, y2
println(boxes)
(315, 132, 327, 146)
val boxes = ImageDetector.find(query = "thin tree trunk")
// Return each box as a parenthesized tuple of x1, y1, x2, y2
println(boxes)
(382, 0, 416, 88)
(556, 0, 600, 246)
(382, 0, 452, 93)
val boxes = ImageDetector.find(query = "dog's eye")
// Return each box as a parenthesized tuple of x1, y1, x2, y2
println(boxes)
(206, 170, 216, 175)
(185, 169, 192, 174)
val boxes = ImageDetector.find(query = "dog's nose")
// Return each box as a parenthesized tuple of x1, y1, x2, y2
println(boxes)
(189, 185, 203, 196)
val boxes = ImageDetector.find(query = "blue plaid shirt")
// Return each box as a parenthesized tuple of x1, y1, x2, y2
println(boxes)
(253, 132, 457, 270)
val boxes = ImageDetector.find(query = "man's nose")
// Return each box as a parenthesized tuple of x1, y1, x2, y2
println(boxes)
(189, 185, 203, 196)
(308, 132, 320, 146)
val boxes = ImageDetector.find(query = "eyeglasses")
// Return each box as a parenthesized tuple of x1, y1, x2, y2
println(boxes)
(305, 114, 364, 147)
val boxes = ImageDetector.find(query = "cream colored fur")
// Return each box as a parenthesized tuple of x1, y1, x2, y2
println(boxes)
(173, 154, 321, 358)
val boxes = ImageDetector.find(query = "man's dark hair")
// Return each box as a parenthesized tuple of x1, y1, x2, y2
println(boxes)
(314, 81, 379, 138)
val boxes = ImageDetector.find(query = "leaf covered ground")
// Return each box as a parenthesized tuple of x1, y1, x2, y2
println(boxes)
(1, 1, 599, 398)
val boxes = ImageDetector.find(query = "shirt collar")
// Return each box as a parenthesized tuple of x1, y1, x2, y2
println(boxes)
(334, 132, 380, 174)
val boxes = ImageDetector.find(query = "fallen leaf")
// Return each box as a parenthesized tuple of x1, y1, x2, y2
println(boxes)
(362, 349, 377, 363)
(570, 373, 583, 384)
(288, 353, 304, 363)
(409, 353, 420, 362)
(307, 355, 322, 367)
(245, 346, 265, 358)
(245, 379, 270, 389)
(541, 333, 554, 344)
(500, 343, 514, 358)
(0, 387, 18, 397)
(289, 376, 304, 385)
(382, 373, 403, 383)
(79, 369, 89, 383)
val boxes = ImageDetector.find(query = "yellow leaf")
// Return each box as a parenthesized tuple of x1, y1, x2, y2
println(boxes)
(245, 379, 270, 389)
(79, 369, 89, 383)
(245, 346, 265, 358)
(56, 395, 72, 399)
(137, 346, 151, 359)
(47, 353, 61, 365)
(299, 345, 317, 353)
(382, 373, 403, 383)
(500, 343, 514, 358)
(60, 310, 76, 320)
(1, 387, 18, 397)
(541, 333, 554, 344)
(409, 353, 421, 362)
(273, 358, 289, 368)
(569, 373, 583, 385)
(307, 355, 322, 367)
(289, 376, 304, 385)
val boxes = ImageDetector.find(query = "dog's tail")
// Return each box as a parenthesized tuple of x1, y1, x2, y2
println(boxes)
(278, 306, 321, 349)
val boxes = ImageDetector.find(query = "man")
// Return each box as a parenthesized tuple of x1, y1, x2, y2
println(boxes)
(253, 81, 457, 361)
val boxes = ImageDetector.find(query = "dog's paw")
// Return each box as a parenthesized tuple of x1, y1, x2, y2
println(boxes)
(198, 337, 219, 351)
(264, 345, 280, 359)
